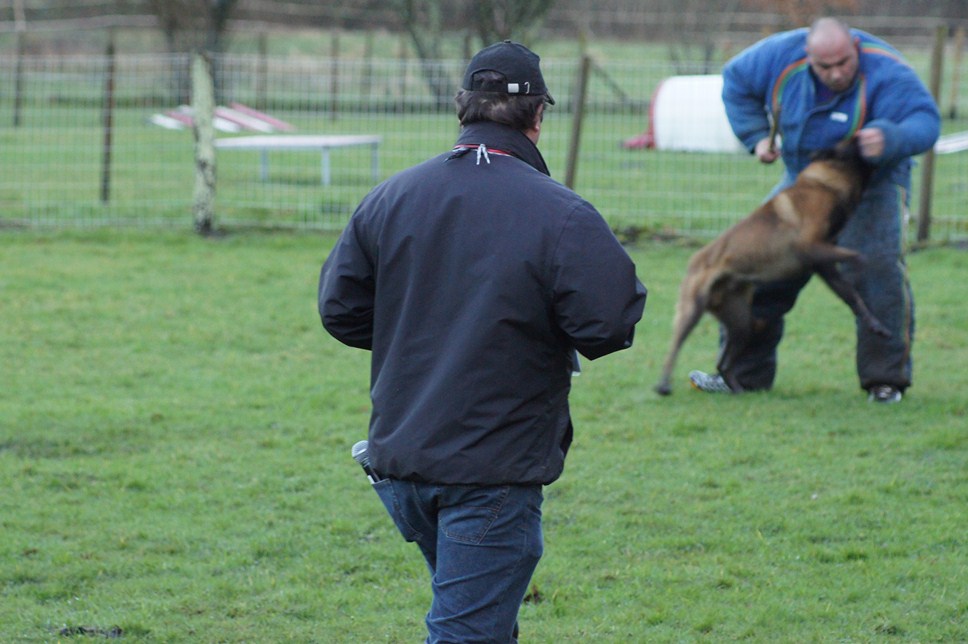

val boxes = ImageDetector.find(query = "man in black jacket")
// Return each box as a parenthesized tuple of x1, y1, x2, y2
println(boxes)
(319, 41, 647, 642)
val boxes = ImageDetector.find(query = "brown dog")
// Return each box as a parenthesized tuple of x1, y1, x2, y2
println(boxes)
(654, 138, 891, 396)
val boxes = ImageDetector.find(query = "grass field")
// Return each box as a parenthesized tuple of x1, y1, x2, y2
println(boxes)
(1, 229, 966, 642)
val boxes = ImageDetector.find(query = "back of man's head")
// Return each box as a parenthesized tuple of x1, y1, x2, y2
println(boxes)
(455, 41, 554, 130)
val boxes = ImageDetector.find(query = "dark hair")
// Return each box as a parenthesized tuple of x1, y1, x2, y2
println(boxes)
(454, 71, 546, 129)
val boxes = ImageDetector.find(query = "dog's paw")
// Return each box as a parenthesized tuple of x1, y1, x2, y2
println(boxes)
(654, 383, 672, 396)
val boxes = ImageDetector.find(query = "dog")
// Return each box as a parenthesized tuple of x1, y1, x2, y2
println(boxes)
(654, 137, 891, 396)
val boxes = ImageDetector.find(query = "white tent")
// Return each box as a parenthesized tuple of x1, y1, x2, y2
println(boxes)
(624, 75, 747, 154)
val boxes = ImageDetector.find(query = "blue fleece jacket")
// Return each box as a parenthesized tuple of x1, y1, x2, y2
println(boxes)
(722, 28, 940, 189)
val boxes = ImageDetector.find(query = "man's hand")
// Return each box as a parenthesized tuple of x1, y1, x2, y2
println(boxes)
(754, 137, 781, 164)
(856, 127, 885, 160)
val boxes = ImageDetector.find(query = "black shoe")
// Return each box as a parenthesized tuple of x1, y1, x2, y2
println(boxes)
(868, 384, 902, 404)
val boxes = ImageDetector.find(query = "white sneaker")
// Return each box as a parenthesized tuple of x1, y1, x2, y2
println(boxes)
(868, 384, 902, 403)
(688, 370, 733, 394)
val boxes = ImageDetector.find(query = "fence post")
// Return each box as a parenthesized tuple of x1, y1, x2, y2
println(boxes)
(565, 54, 592, 190)
(397, 35, 409, 110)
(13, 1, 26, 128)
(330, 31, 340, 121)
(362, 31, 374, 100)
(257, 31, 268, 111)
(192, 51, 217, 234)
(948, 26, 965, 119)
(100, 32, 116, 204)
(917, 24, 946, 243)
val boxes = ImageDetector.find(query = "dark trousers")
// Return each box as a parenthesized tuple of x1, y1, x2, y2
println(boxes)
(374, 478, 543, 643)
(722, 180, 915, 392)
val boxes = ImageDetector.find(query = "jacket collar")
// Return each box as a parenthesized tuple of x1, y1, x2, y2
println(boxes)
(453, 121, 551, 176)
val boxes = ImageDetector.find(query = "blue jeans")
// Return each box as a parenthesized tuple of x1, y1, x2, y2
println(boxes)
(723, 179, 915, 391)
(373, 478, 544, 643)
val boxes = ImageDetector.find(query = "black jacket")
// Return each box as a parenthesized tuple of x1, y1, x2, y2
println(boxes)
(319, 121, 647, 485)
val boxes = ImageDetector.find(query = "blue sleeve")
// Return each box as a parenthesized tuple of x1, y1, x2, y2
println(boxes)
(722, 58, 771, 151)
(866, 67, 941, 166)
(722, 33, 797, 152)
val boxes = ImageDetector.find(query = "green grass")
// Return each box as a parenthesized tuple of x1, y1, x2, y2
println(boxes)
(1, 229, 966, 642)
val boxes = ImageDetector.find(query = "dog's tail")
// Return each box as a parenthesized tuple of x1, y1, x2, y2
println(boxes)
(655, 273, 709, 396)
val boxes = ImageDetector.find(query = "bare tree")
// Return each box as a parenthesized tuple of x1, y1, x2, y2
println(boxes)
(741, 0, 860, 29)
(146, 0, 239, 104)
(657, 0, 746, 72)
(472, 0, 557, 45)
(387, 0, 454, 108)
(387, 0, 557, 109)
(661, 0, 856, 70)
(147, 0, 239, 54)
(941, 0, 968, 22)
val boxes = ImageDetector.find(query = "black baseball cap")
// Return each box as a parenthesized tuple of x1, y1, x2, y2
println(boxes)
(461, 40, 555, 105)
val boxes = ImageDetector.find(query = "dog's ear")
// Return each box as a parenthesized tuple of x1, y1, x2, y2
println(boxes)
(809, 145, 841, 162)
(834, 136, 863, 160)
(834, 137, 874, 186)
(809, 137, 864, 163)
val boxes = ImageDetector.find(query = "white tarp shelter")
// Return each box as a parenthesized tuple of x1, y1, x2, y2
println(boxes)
(624, 75, 746, 153)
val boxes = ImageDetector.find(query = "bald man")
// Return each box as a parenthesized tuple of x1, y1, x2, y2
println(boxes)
(688, 18, 940, 403)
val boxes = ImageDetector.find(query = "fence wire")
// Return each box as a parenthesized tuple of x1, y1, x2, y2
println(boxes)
(0, 51, 965, 241)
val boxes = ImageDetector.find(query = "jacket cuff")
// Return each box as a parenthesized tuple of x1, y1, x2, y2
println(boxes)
(862, 118, 901, 166)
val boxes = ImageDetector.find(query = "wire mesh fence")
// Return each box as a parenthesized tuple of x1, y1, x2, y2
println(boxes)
(0, 48, 965, 241)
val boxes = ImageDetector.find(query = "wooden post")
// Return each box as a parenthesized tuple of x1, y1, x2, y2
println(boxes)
(256, 32, 268, 111)
(565, 54, 592, 190)
(100, 33, 116, 204)
(947, 26, 965, 119)
(362, 31, 374, 100)
(917, 25, 946, 243)
(192, 52, 217, 235)
(330, 31, 340, 121)
(398, 35, 408, 108)
(13, 0, 26, 128)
